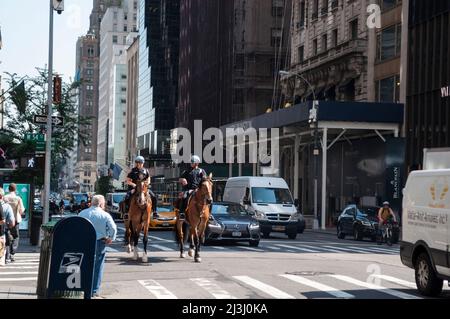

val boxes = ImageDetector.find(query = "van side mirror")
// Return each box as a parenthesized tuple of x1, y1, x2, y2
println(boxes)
(294, 199, 299, 207)
(243, 199, 251, 205)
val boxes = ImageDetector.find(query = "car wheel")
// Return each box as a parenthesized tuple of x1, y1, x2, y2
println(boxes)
(353, 226, 363, 241)
(249, 240, 260, 247)
(298, 226, 305, 234)
(337, 224, 346, 239)
(415, 252, 443, 297)
(287, 232, 297, 240)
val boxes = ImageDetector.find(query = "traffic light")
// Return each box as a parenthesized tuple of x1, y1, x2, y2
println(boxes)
(53, 75, 62, 104)
(53, 0, 64, 14)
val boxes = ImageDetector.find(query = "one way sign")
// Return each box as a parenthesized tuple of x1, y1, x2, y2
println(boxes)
(34, 115, 64, 127)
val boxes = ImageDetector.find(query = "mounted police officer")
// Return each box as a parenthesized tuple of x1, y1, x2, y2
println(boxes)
(178, 155, 208, 220)
(123, 156, 157, 217)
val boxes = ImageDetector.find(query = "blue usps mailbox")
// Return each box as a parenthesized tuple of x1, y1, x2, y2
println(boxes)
(47, 216, 96, 299)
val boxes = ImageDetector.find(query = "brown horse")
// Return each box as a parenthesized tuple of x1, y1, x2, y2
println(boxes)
(125, 181, 152, 262)
(175, 173, 213, 262)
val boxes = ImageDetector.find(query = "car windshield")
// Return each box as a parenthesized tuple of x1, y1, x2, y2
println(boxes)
(157, 206, 174, 213)
(212, 204, 248, 216)
(73, 194, 88, 204)
(359, 207, 379, 217)
(251, 187, 293, 204)
(112, 194, 125, 203)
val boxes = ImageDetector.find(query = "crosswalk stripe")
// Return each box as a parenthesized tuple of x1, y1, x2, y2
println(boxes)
(210, 246, 225, 250)
(329, 275, 421, 299)
(0, 277, 37, 282)
(369, 275, 416, 289)
(151, 244, 174, 251)
(138, 280, 177, 299)
(191, 278, 237, 299)
(358, 246, 399, 253)
(2, 262, 39, 266)
(233, 276, 295, 299)
(281, 274, 355, 299)
(0, 266, 38, 269)
(106, 247, 119, 252)
(322, 245, 370, 254)
(0, 271, 38, 275)
(237, 246, 264, 252)
(149, 236, 173, 243)
(347, 246, 397, 254)
(298, 244, 342, 253)
(275, 244, 320, 253)
(266, 245, 281, 250)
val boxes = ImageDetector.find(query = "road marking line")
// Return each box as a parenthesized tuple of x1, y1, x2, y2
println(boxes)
(233, 276, 295, 299)
(149, 236, 173, 243)
(138, 280, 177, 299)
(5, 259, 40, 263)
(237, 246, 264, 252)
(0, 266, 38, 269)
(281, 274, 354, 299)
(2, 262, 39, 266)
(106, 247, 119, 252)
(369, 275, 416, 289)
(191, 278, 237, 299)
(298, 244, 342, 253)
(150, 244, 174, 251)
(0, 277, 37, 282)
(356, 246, 399, 253)
(329, 275, 421, 299)
(0, 271, 38, 275)
(275, 244, 320, 253)
(347, 246, 397, 254)
(210, 246, 225, 250)
(266, 246, 281, 250)
(322, 246, 370, 254)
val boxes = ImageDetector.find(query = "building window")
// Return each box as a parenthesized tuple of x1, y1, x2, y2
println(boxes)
(113, 35, 118, 44)
(332, 29, 338, 47)
(375, 75, 400, 103)
(113, 24, 117, 32)
(321, 0, 328, 15)
(133, 1, 137, 10)
(121, 87, 127, 92)
(271, 28, 282, 47)
(312, 39, 318, 56)
(322, 33, 328, 52)
(312, 0, 319, 19)
(380, 0, 400, 12)
(121, 74, 127, 80)
(124, 13, 128, 20)
(331, 0, 339, 10)
(86, 69, 94, 76)
(87, 46, 94, 56)
(298, 46, 304, 63)
(121, 98, 126, 104)
(124, 24, 128, 32)
(299, 1, 306, 27)
(376, 24, 401, 61)
(113, 11, 118, 19)
(272, 0, 284, 17)
(350, 19, 358, 40)
(86, 85, 94, 91)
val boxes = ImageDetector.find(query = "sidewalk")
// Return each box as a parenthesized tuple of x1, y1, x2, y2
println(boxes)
(15, 233, 41, 254)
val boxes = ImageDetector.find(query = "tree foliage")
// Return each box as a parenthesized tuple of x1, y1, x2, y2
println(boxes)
(95, 176, 114, 196)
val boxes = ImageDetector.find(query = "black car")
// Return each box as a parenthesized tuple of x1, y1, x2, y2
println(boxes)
(205, 202, 261, 247)
(336, 205, 400, 243)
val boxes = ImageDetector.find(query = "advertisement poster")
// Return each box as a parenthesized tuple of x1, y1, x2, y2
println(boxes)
(3, 183, 31, 230)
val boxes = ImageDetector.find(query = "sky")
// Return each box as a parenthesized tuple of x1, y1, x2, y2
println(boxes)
(0, 0, 93, 89)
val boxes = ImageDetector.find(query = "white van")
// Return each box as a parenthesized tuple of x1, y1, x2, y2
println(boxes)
(400, 169, 450, 296)
(106, 192, 126, 220)
(223, 177, 305, 239)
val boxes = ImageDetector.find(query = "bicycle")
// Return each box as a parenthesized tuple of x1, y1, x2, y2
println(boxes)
(377, 219, 396, 246)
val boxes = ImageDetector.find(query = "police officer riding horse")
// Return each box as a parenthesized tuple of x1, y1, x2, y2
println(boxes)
(122, 156, 157, 218)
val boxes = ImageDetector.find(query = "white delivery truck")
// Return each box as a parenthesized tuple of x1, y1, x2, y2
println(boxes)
(400, 149, 450, 296)
(223, 177, 305, 239)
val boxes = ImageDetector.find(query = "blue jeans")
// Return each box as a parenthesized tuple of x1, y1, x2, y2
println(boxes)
(93, 240, 106, 294)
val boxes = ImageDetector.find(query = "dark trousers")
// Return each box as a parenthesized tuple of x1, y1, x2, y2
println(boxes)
(5, 224, 19, 260)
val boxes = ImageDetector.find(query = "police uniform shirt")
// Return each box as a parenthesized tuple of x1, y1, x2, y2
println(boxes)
(127, 167, 150, 190)
(180, 167, 206, 191)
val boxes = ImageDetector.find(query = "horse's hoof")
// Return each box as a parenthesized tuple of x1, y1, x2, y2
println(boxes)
(195, 257, 202, 263)
(142, 254, 148, 263)
(126, 245, 132, 254)
(133, 250, 139, 261)
(188, 249, 194, 257)
(180, 253, 186, 258)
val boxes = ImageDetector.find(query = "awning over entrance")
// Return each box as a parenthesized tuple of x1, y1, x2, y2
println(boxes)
(221, 101, 404, 230)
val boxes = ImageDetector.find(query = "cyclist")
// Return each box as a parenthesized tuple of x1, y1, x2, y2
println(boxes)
(377, 201, 397, 244)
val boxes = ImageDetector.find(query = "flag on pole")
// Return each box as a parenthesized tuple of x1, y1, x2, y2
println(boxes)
(109, 163, 122, 180)
(9, 81, 27, 114)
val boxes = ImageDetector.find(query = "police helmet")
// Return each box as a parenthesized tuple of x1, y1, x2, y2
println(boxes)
(135, 156, 145, 164)
(191, 155, 201, 164)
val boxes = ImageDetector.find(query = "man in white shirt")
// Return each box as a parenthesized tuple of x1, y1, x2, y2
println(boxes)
(79, 195, 117, 298)
(4, 183, 25, 261)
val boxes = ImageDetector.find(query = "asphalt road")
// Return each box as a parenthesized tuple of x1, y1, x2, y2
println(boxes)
(1, 223, 449, 299)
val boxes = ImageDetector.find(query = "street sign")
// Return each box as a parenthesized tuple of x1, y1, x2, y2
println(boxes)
(24, 133, 46, 152)
(33, 115, 64, 127)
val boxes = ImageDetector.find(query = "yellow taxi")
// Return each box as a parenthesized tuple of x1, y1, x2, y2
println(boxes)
(149, 203, 177, 229)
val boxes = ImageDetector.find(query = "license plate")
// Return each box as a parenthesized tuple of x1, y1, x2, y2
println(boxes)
(272, 226, 286, 231)
(162, 222, 170, 227)
(232, 231, 242, 237)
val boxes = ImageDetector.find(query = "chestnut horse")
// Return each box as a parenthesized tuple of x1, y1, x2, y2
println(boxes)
(175, 174, 213, 262)
(124, 180, 152, 262)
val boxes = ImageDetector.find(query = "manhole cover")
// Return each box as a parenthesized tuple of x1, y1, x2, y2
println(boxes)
(286, 271, 333, 276)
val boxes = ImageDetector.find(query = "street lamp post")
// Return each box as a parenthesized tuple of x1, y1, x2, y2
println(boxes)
(280, 70, 320, 230)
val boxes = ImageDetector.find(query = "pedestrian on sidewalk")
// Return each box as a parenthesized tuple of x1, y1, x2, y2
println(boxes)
(4, 183, 25, 261)
(79, 195, 117, 298)
(0, 188, 15, 265)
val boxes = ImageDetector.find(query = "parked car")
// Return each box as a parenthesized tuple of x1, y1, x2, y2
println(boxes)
(400, 168, 450, 297)
(149, 204, 177, 229)
(205, 202, 260, 247)
(223, 177, 303, 239)
(336, 205, 399, 242)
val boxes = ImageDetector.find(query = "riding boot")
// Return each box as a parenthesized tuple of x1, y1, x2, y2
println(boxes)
(179, 199, 186, 220)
